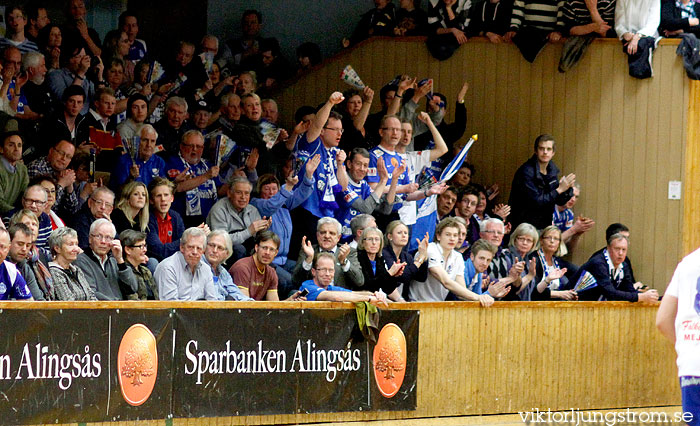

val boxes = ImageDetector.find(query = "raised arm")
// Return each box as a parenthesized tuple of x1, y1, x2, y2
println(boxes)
(353, 87, 374, 132)
(307, 92, 345, 141)
(417, 111, 448, 161)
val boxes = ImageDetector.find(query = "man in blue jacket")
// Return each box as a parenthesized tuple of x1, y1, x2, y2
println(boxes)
(508, 134, 576, 230)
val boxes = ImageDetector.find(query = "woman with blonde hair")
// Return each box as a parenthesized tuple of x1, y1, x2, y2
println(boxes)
(528, 225, 578, 301)
(112, 181, 149, 234)
(357, 227, 406, 302)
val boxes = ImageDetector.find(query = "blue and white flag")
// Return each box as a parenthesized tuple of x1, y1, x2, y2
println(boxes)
(409, 135, 477, 252)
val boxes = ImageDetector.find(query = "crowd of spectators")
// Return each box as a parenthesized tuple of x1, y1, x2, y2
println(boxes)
(0, 1, 663, 306)
(341, 0, 687, 77)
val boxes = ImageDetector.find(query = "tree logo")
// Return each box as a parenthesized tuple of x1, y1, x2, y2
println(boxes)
(373, 323, 407, 398)
(118, 324, 158, 406)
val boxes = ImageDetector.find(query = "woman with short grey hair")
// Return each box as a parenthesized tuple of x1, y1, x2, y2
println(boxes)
(47, 227, 96, 301)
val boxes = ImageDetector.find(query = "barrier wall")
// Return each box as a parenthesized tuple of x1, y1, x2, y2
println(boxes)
(274, 37, 694, 294)
(1, 301, 678, 425)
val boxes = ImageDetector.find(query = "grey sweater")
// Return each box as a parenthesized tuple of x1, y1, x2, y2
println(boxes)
(74, 249, 138, 300)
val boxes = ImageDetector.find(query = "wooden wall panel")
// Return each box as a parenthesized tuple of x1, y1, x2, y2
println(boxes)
(15, 301, 676, 426)
(275, 37, 691, 293)
(683, 81, 700, 257)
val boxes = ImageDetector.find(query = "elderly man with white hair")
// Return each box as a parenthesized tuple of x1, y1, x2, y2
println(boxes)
(73, 218, 138, 300)
(292, 217, 364, 289)
(203, 229, 253, 301)
(155, 227, 219, 300)
(112, 124, 166, 188)
(479, 217, 524, 300)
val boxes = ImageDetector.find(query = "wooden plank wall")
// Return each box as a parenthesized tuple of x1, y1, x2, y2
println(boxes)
(16, 301, 677, 426)
(683, 80, 700, 255)
(275, 37, 690, 294)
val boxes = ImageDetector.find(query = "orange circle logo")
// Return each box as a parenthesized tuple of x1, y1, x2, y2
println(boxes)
(373, 323, 407, 398)
(118, 324, 158, 406)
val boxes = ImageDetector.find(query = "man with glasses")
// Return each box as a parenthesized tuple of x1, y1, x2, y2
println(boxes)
(3, 185, 52, 250)
(165, 130, 220, 228)
(27, 140, 79, 215)
(289, 91, 349, 260)
(73, 218, 137, 300)
(230, 230, 286, 301)
(207, 176, 269, 264)
(299, 252, 388, 304)
(479, 217, 524, 300)
(0, 129, 29, 215)
(155, 227, 219, 301)
(71, 186, 115, 250)
(203, 230, 252, 301)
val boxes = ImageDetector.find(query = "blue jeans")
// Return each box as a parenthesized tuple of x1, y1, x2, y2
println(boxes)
(275, 259, 296, 299)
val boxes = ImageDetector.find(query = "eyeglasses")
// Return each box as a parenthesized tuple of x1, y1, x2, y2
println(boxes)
(90, 234, 113, 242)
(181, 143, 204, 150)
(482, 229, 504, 236)
(516, 236, 534, 244)
(129, 243, 147, 250)
(542, 236, 561, 242)
(23, 198, 46, 206)
(206, 242, 226, 252)
(91, 199, 114, 209)
(53, 148, 73, 160)
(323, 127, 344, 134)
(363, 237, 381, 243)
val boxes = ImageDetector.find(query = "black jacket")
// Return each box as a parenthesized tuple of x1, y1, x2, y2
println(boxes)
(357, 250, 401, 295)
(577, 249, 639, 302)
(660, 0, 700, 35)
(508, 155, 572, 230)
(467, 0, 514, 37)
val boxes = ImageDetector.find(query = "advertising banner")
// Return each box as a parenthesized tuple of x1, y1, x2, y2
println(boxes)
(0, 307, 418, 423)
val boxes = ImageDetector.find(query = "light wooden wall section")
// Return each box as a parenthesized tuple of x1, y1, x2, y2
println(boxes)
(275, 37, 690, 293)
(24, 301, 676, 426)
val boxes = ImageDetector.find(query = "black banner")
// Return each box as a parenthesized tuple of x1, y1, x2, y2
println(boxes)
(0, 307, 418, 423)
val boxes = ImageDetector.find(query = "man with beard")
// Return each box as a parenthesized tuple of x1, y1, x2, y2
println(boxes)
(19, 51, 52, 125)
(230, 230, 288, 301)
